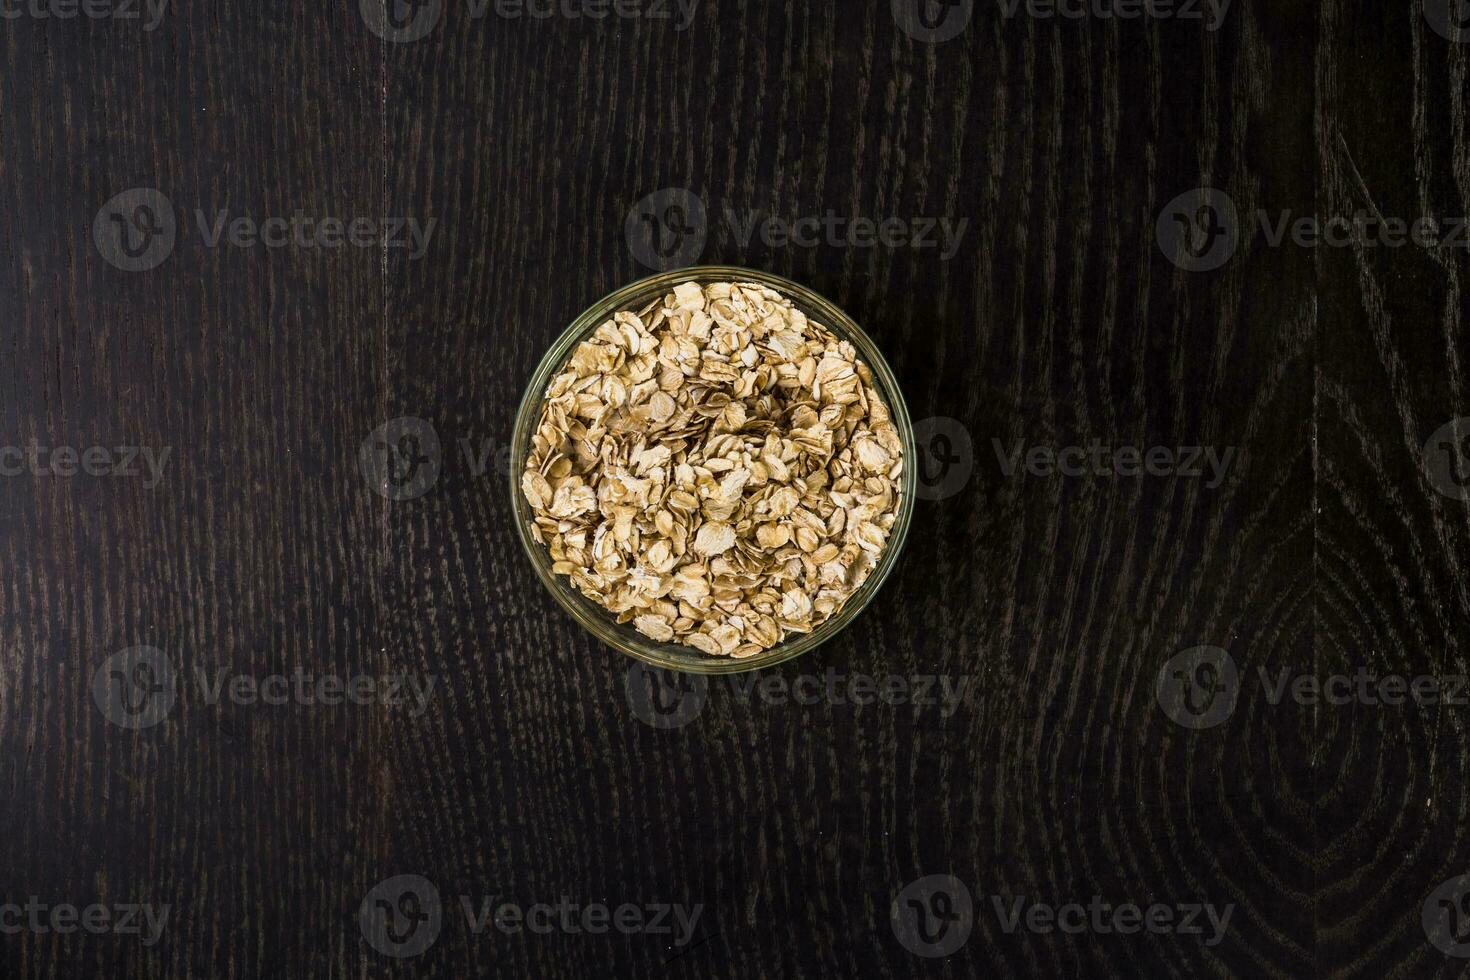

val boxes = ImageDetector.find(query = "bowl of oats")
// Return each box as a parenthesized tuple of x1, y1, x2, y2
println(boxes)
(512, 267, 915, 674)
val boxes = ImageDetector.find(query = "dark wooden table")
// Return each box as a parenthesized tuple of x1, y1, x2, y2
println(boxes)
(4, 0, 1469, 976)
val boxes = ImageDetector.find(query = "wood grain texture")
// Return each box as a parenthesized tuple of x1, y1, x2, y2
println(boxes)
(0, 0, 1462, 976)
(1317, 1, 1470, 977)
(0, 4, 388, 977)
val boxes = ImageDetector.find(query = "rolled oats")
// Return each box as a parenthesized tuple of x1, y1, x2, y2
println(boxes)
(522, 281, 903, 656)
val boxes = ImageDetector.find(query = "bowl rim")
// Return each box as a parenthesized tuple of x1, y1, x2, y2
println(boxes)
(510, 265, 916, 675)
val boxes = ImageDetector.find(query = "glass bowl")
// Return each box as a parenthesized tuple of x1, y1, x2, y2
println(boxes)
(510, 266, 916, 675)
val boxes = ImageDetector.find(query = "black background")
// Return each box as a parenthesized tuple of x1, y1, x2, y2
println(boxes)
(3, 0, 1469, 976)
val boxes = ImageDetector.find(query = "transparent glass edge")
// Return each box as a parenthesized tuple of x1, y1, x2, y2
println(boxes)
(510, 266, 917, 676)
